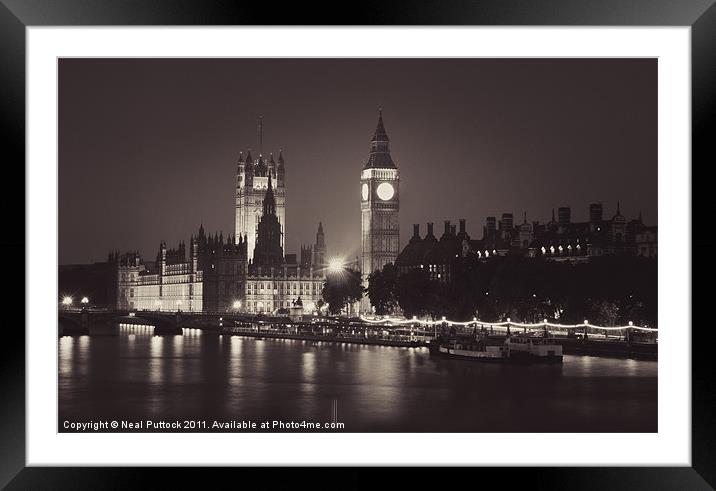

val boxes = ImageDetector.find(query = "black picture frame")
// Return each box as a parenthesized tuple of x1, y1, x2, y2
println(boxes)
(2, 0, 712, 487)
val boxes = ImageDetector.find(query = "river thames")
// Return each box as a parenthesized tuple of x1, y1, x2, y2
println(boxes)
(58, 327, 657, 432)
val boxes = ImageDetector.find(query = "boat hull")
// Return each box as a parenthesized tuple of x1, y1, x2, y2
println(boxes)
(429, 341, 563, 364)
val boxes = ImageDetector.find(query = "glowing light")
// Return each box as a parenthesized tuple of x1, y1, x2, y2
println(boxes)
(233, 300, 242, 309)
(62, 296, 73, 306)
(357, 315, 657, 332)
(80, 297, 89, 304)
(327, 257, 345, 274)
(629, 321, 633, 326)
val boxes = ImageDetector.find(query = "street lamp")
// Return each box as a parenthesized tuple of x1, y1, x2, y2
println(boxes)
(81, 297, 89, 305)
(62, 296, 73, 308)
(233, 300, 242, 310)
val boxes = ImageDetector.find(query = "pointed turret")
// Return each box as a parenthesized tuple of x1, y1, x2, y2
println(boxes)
(364, 108, 395, 169)
(313, 221, 326, 269)
(262, 171, 277, 217)
(372, 108, 389, 142)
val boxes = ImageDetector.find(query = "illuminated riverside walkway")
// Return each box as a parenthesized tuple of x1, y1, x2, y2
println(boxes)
(58, 308, 657, 359)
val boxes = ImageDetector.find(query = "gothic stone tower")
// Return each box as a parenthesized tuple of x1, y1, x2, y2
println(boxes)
(360, 110, 400, 312)
(252, 172, 285, 271)
(235, 118, 286, 259)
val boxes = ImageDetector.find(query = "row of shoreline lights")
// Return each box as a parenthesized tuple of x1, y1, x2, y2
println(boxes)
(359, 315, 658, 332)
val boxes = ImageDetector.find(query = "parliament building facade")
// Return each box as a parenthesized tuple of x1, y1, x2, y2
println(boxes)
(113, 128, 327, 314)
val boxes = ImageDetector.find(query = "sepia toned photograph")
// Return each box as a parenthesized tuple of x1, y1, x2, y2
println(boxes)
(58, 58, 658, 433)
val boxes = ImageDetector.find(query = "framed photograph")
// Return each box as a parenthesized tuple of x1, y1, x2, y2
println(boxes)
(3, 0, 712, 487)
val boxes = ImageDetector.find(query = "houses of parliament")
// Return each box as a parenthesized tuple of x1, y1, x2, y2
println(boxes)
(109, 121, 328, 314)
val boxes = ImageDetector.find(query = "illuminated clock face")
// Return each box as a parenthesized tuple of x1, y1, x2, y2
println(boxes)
(361, 183, 369, 201)
(376, 182, 395, 201)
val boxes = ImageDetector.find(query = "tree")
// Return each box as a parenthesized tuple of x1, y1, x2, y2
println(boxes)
(366, 263, 398, 315)
(395, 268, 433, 318)
(321, 268, 363, 315)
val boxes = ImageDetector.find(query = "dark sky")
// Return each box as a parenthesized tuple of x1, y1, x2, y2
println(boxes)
(59, 58, 656, 265)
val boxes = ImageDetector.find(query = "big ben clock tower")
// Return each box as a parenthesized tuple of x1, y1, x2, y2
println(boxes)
(360, 109, 400, 313)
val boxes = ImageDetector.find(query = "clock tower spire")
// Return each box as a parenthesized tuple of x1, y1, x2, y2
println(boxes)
(360, 109, 400, 313)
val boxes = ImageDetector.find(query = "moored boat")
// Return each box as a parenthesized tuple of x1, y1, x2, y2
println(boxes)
(504, 334, 563, 363)
(429, 331, 563, 363)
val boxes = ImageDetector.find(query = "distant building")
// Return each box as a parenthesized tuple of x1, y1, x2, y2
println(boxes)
(396, 218, 508, 284)
(111, 119, 327, 314)
(114, 240, 204, 312)
(113, 172, 326, 314)
(526, 202, 656, 260)
(395, 202, 656, 283)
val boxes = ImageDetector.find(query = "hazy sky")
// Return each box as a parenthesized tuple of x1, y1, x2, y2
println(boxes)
(59, 58, 656, 265)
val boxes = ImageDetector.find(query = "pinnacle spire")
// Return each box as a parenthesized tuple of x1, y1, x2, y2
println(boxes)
(364, 108, 395, 169)
(262, 171, 276, 217)
(372, 108, 389, 142)
(258, 116, 263, 156)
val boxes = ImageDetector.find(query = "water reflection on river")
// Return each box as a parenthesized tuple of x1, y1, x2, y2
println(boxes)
(58, 326, 657, 432)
